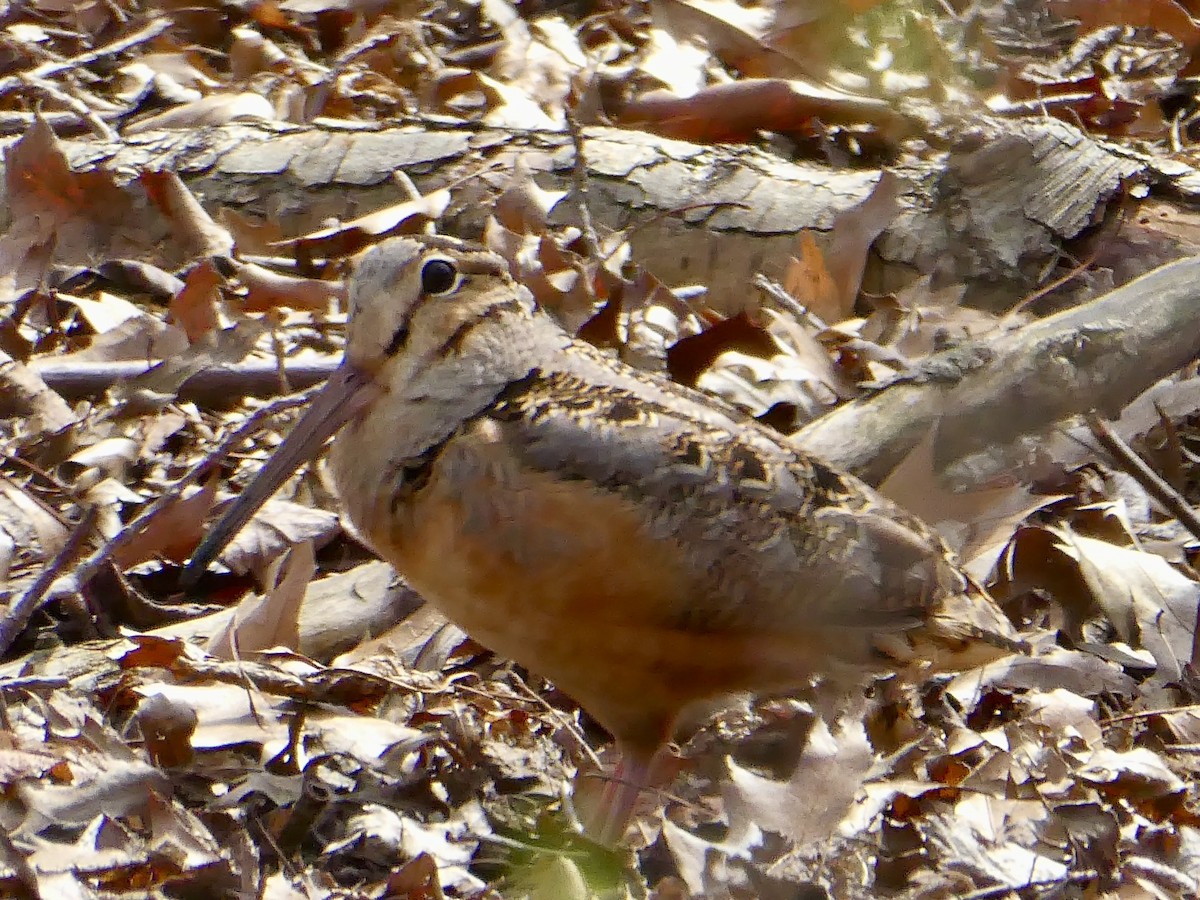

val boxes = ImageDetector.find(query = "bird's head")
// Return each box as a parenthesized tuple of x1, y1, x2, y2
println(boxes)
(182, 235, 544, 582)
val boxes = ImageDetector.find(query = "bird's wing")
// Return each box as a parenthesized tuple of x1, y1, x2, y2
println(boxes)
(479, 366, 970, 637)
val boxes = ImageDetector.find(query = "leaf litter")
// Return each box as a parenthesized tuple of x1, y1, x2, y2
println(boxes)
(5, 0, 1200, 897)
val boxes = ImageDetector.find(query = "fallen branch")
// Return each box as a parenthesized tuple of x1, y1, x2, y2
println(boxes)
(796, 256, 1200, 486)
(30, 357, 337, 402)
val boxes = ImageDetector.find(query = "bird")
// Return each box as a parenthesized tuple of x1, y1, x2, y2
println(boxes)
(184, 234, 1025, 845)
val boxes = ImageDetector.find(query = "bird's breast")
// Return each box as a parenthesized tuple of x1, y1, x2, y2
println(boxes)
(354, 421, 698, 640)
(329, 420, 829, 737)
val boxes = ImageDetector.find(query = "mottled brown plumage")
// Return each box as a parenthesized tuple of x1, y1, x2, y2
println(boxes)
(187, 235, 1024, 843)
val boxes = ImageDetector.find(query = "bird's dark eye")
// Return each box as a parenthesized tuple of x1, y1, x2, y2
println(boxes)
(421, 259, 458, 295)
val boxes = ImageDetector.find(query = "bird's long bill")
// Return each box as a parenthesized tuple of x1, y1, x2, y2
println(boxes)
(182, 362, 379, 585)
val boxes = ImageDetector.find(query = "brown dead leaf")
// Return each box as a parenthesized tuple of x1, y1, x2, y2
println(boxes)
(878, 429, 1057, 570)
(0, 353, 79, 434)
(918, 798, 1069, 889)
(385, 852, 444, 900)
(250, 0, 315, 36)
(6, 118, 130, 243)
(945, 647, 1137, 704)
(134, 692, 198, 768)
(139, 410, 188, 458)
(483, 224, 598, 332)
(125, 92, 276, 133)
(206, 540, 312, 658)
(652, 0, 819, 80)
(866, 286, 1002, 363)
(346, 608, 465, 672)
(995, 525, 1099, 633)
(823, 171, 902, 317)
(115, 51, 222, 102)
(638, 23, 711, 97)
(1050, 0, 1200, 64)
(0, 476, 68, 560)
(492, 158, 569, 235)
(62, 314, 190, 365)
(487, 2, 579, 116)
(113, 473, 220, 569)
(213, 498, 341, 578)
(220, 208, 288, 256)
(431, 70, 559, 130)
(724, 716, 873, 847)
(783, 173, 901, 326)
(622, 270, 698, 368)
(130, 679, 291, 753)
(1054, 527, 1200, 682)
(613, 78, 908, 144)
(783, 231, 841, 324)
(357, 807, 485, 894)
(153, 560, 418, 663)
(666, 311, 780, 387)
(1130, 198, 1200, 251)
(0, 741, 71, 785)
(695, 341, 843, 424)
(762, 307, 854, 401)
(0, 117, 133, 299)
(284, 189, 451, 259)
(482, 214, 536, 276)
(141, 170, 235, 259)
(660, 820, 733, 898)
(64, 436, 133, 479)
(229, 258, 344, 312)
(59, 292, 145, 335)
(13, 747, 170, 836)
(168, 260, 223, 344)
(116, 634, 189, 670)
(1076, 747, 1184, 802)
(757, 402, 801, 432)
(117, 318, 264, 400)
(1156, 708, 1200, 745)
(1023, 687, 1104, 745)
(576, 269, 624, 349)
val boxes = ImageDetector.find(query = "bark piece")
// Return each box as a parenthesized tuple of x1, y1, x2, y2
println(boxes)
(0, 115, 1146, 310)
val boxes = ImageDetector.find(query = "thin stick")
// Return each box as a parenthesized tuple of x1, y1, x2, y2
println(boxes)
(31, 357, 337, 401)
(0, 19, 172, 98)
(1002, 246, 1099, 321)
(1084, 413, 1200, 545)
(753, 273, 831, 332)
(1086, 411, 1200, 671)
(1003, 205, 1125, 323)
(1101, 703, 1200, 726)
(0, 390, 319, 659)
(957, 871, 1098, 900)
(564, 102, 600, 260)
(0, 506, 98, 657)
(22, 78, 118, 139)
(507, 669, 603, 770)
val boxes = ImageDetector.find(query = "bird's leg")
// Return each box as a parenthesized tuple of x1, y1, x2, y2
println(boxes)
(590, 744, 672, 845)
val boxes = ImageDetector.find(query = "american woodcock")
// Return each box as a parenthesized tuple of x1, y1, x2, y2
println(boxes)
(185, 235, 1025, 844)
